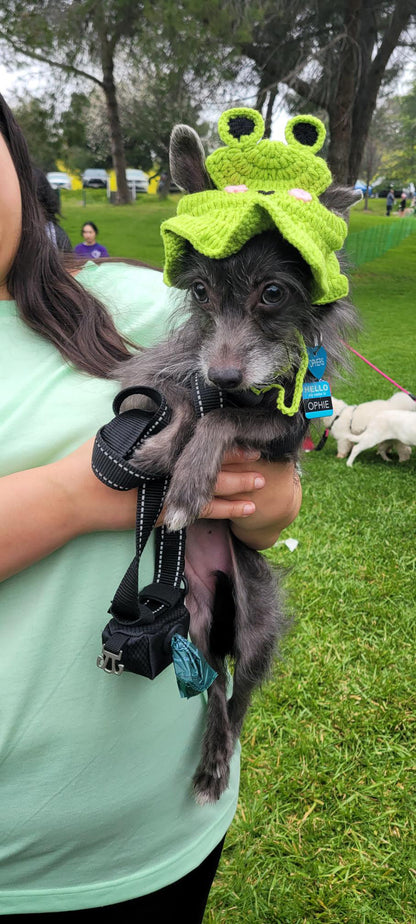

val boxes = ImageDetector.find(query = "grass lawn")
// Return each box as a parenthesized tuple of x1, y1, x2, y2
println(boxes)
(59, 188, 179, 266)
(62, 190, 415, 923)
(208, 219, 416, 923)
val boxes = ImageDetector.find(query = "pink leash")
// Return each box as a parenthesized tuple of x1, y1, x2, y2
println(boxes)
(341, 341, 415, 399)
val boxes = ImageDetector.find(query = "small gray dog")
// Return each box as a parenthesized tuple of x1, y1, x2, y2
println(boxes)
(116, 110, 360, 803)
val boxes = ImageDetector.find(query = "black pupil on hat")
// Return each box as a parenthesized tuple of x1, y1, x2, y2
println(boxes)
(292, 122, 319, 146)
(228, 116, 255, 139)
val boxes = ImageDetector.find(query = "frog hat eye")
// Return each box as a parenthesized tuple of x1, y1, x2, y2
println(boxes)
(284, 116, 326, 154)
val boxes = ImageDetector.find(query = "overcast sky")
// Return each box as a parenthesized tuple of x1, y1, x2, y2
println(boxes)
(1, 62, 50, 99)
(0, 62, 291, 140)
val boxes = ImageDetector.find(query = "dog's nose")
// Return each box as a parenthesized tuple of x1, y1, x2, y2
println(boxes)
(207, 367, 243, 389)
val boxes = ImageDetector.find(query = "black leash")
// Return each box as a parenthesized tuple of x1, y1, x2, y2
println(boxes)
(311, 409, 342, 452)
(93, 387, 189, 679)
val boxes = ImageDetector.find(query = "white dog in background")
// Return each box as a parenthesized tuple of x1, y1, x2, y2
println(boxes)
(325, 392, 416, 462)
(346, 409, 416, 466)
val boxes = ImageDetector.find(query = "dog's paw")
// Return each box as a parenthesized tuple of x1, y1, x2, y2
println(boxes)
(163, 506, 192, 531)
(163, 481, 208, 530)
(193, 760, 230, 805)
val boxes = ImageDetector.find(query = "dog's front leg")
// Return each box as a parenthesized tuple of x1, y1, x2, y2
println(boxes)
(163, 411, 240, 531)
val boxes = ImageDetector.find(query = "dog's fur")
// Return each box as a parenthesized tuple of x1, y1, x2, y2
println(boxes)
(326, 392, 416, 461)
(346, 409, 416, 466)
(116, 124, 360, 804)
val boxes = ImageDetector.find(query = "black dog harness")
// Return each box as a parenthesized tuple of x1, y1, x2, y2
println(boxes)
(93, 374, 308, 684)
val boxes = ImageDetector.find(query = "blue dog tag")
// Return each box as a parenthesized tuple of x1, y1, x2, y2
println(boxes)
(307, 346, 327, 379)
(302, 379, 333, 418)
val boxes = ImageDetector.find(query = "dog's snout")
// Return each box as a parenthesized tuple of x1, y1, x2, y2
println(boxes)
(207, 366, 243, 389)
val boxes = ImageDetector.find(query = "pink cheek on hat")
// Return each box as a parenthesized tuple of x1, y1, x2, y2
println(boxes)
(224, 185, 249, 193)
(288, 188, 313, 202)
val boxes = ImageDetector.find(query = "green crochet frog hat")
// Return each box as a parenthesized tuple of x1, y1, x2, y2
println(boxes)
(161, 107, 349, 305)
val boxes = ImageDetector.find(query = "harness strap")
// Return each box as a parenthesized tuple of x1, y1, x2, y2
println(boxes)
(92, 386, 170, 490)
(92, 386, 186, 625)
(190, 372, 224, 417)
(190, 372, 308, 456)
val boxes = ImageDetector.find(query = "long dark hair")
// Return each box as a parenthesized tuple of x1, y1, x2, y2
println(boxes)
(1, 94, 141, 378)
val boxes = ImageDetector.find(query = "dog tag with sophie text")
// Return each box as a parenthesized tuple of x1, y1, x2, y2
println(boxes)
(303, 346, 333, 419)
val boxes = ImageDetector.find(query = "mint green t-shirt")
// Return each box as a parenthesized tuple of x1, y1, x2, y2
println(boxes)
(0, 262, 240, 913)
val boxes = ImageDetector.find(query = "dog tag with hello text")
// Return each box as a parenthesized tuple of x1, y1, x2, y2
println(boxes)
(303, 346, 333, 418)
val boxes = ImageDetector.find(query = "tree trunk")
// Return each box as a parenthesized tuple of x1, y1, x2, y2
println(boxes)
(348, 0, 414, 183)
(326, 0, 361, 184)
(264, 88, 277, 138)
(242, 0, 415, 189)
(157, 170, 171, 199)
(100, 40, 130, 205)
(255, 75, 269, 114)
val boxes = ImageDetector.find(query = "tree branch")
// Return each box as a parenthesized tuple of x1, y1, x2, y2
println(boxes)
(369, 0, 414, 83)
(284, 75, 325, 109)
(1, 37, 104, 88)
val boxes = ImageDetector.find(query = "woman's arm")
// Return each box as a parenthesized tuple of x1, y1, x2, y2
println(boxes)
(0, 442, 301, 581)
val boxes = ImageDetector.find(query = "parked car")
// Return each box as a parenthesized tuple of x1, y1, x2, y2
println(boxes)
(46, 171, 72, 190)
(82, 168, 108, 189)
(125, 168, 149, 194)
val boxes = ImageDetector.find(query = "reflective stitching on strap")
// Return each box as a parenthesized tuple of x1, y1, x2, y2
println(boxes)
(138, 483, 146, 555)
(91, 464, 131, 489)
(156, 526, 165, 583)
(194, 375, 204, 417)
(174, 530, 183, 587)
(95, 441, 153, 479)
(138, 404, 170, 441)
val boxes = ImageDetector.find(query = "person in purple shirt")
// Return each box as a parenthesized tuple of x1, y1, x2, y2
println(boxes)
(74, 221, 109, 258)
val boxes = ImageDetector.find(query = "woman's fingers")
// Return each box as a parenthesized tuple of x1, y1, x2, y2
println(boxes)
(214, 469, 265, 497)
(200, 458, 266, 520)
(155, 496, 256, 526)
(200, 497, 256, 519)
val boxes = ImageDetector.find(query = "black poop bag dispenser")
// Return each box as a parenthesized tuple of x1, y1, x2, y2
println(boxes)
(92, 387, 190, 679)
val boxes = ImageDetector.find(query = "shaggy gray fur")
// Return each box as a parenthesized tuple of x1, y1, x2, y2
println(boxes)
(114, 125, 359, 804)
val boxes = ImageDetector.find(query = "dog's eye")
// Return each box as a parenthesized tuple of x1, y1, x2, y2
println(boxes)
(260, 283, 285, 305)
(192, 282, 209, 304)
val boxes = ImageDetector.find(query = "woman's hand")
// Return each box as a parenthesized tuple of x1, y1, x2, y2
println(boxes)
(70, 443, 301, 550)
(207, 449, 302, 550)
(0, 441, 301, 581)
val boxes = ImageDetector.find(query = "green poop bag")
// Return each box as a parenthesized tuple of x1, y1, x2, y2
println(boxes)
(171, 635, 217, 698)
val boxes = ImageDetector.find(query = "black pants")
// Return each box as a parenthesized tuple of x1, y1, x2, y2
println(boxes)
(3, 837, 225, 923)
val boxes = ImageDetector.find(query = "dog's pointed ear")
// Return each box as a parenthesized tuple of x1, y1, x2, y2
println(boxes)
(320, 184, 363, 219)
(169, 124, 213, 193)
